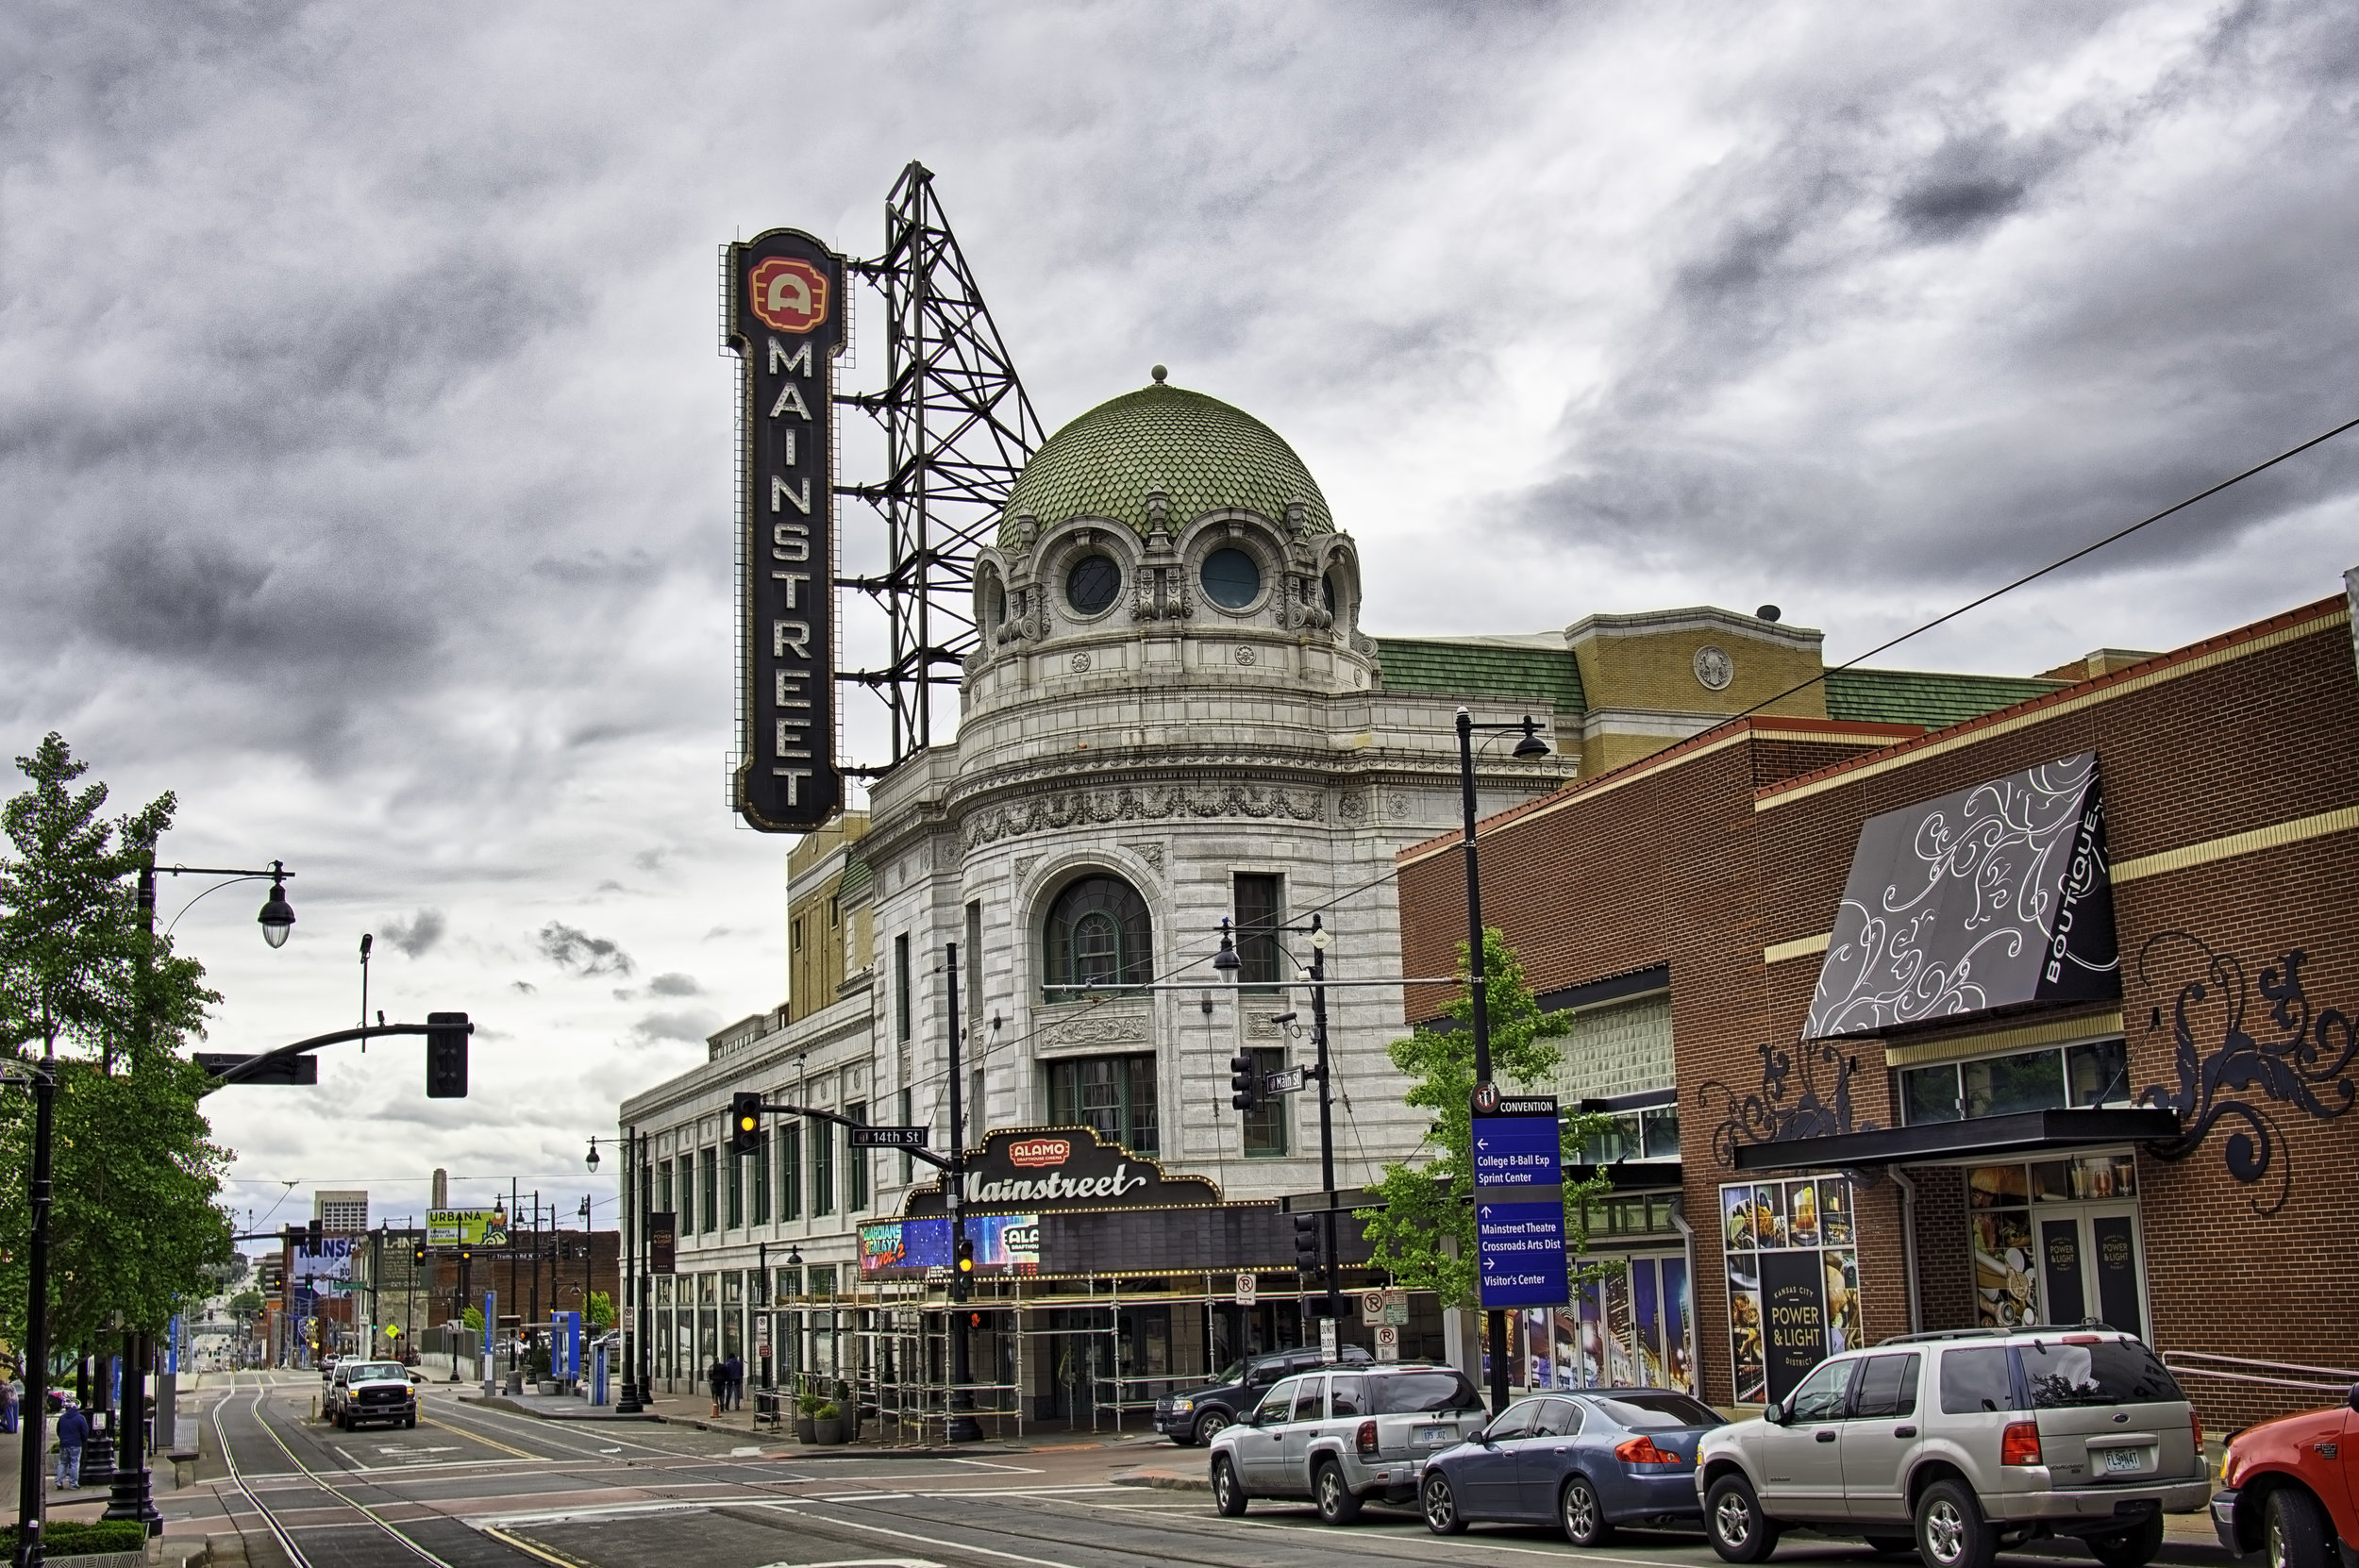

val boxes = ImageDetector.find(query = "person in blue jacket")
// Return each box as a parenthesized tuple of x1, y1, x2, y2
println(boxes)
(53, 1401, 90, 1489)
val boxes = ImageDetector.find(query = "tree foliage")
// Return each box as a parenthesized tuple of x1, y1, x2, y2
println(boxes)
(586, 1291, 615, 1330)
(1356, 928, 1617, 1309)
(0, 735, 235, 1351)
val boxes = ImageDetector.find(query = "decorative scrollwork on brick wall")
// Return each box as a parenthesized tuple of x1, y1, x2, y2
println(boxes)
(1697, 1040, 1875, 1169)
(2136, 931, 2359, 1215)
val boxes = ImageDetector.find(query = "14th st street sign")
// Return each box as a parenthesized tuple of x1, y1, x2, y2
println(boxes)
(1472, 1093, 1568, 1309)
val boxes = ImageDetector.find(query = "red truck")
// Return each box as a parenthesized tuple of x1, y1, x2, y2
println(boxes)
(2213, 1386, 2359, 1568)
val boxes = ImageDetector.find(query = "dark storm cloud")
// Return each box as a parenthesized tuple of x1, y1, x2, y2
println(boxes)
(631, 1009, 717, 1044)
(380, 909, 446, 959)
(645, 973, 701, 997)
(1498, 0, 2359, 614)
(538, 922, 634, 978)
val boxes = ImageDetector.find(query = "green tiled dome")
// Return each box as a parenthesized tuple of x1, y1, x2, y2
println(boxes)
(998, 377, 1333, 545)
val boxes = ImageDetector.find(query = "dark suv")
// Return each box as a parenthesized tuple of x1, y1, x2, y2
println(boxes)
(1156, 1345, 1374, 1445)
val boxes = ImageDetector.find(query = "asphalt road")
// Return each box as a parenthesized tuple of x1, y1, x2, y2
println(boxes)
(161, 1375, 2212, 1568)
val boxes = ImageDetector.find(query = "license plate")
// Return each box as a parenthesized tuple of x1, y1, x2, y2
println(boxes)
(1415, 1426, 1448, 1447)
(2103, 1447, 2146, 1474)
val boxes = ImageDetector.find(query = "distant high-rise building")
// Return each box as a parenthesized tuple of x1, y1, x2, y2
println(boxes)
(314, 1190, 368, 1233)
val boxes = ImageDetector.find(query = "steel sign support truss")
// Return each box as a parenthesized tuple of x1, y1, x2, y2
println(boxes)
(836, 160, 1044, 769)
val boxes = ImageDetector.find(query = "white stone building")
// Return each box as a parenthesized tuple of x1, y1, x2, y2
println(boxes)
(618, 373, 1582, 1421)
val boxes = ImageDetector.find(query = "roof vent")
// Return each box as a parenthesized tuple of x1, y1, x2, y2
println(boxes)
(1756, 604, 1782, 623)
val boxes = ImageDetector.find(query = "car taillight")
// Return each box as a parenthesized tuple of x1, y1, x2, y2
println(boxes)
(1356, 1419, 1379, 1457)
(1615, 1435, 1675, 1465)
(2191, 1411, 2203, 1453)
(2000, 1421, 2044, 1466)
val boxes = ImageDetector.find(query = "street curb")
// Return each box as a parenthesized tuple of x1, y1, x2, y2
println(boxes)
(461, 1394, 663, 1424)
(1109, 1467, 1211, 1493)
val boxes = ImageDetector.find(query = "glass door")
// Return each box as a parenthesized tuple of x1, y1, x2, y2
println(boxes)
(2033, 1209, 2144, 1336)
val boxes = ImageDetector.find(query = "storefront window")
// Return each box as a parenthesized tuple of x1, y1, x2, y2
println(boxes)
(722, 1271, 743, 1306)
(774, 1266, 800, 1301)
(1721, 1177, 1860, 1406)
(807, 1263, 837, 1298)
(1581, 1103, 1679, 1162)
(1522, 1253, 1694, 1394)
(1901, 1038, 2133, 1125)
(654, 1276, 673, 1307)
(1968, 1153, 2144, 1333)
(697, 1271, 717, 1306)
(1046, 1053, 1159, 1153)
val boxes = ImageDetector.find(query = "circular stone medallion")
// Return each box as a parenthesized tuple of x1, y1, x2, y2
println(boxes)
(1693, 644, 1734, 691)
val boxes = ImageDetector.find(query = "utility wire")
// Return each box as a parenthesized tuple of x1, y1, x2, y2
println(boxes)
(1728, 410, 2359, 724)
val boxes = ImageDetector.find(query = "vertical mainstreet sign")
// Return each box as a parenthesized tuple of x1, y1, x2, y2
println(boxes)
(726, 229, 846, 831)
(1472, 1093, 1569, 1309)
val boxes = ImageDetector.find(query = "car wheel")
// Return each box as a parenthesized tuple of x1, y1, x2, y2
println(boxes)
(1315, 1460, 1364, 1525)
(404, 1414, 417, 1430)
(1196, 1410, 1230, 1444)
(1422, 1470, 1468, 1536)
(2266, 1489, 2333, 1568)
(1863, 1535, 1918, 1557)
(1916, 1479, 1997, 1568)
(1212, 1456, 1247, 1518)
(1707, 1474, 1781, 1564)
(2086, 1511, 2165, 1568)
(1562, 1475, 1615, 1546)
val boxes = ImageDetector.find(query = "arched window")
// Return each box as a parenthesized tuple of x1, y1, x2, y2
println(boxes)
(1044, 875, 1153, 994)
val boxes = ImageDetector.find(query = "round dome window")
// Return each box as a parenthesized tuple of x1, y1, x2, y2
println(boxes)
(1066, 554, 1122, 617)
(1201, 547, 1262, 610)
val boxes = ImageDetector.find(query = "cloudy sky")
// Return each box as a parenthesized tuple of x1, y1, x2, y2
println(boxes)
(7, 1, 2356, 1239)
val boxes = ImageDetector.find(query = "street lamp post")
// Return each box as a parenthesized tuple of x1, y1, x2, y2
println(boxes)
(1455, 707, 1550, 1415)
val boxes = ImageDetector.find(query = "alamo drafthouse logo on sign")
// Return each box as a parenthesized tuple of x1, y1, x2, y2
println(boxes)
(726, 229, 845, 833)
(1008, 1137, 1071, 1169)
(903, 1126, 1224, 1217)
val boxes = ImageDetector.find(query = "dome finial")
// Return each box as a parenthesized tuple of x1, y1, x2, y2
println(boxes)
(1149, 363, 1167, 383)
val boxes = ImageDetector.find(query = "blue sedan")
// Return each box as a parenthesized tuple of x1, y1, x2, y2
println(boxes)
(1420, 1389, 1728, 1544)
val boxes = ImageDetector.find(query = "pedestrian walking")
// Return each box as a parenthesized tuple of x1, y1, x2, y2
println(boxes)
(0, 1374, 18, 1435)
(707, 1358, 726, 1418)
(54, 1400, 89, 1490)
(724, 1352, 744, 1411)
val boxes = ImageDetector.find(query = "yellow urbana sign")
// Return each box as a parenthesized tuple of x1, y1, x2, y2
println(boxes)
(426, 1209, 510, 1247)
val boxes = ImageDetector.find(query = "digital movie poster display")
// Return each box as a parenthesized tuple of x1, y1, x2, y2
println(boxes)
(726, 229, 845, 832)
(1721, 1176, 1861, 1406)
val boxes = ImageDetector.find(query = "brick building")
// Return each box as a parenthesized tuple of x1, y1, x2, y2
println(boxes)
(345, 1226, 621, 1359)
(1396, 575, 2359, 1426)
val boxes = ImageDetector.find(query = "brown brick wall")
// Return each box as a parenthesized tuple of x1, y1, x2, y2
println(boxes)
(1399, 595, 2359, 1425)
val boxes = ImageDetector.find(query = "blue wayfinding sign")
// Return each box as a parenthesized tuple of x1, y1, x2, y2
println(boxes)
(1472, 1091, 1568, 1309)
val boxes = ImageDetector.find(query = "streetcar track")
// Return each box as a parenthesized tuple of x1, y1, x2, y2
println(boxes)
(210, 1385, 460, 1568)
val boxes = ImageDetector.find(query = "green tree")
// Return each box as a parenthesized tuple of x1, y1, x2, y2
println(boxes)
(462, 1306, 483, 1332)
(0, 735, 235, 1354)
(226, 1289, 266, 1318)
(585, 1290, 615, 1330)
(1356, 928, 1617, 1309)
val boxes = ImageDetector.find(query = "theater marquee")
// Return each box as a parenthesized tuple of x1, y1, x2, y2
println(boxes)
(726, 229, 845, 832)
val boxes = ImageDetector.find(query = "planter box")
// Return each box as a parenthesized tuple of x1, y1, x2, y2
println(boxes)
(795, 1417, 816, 1443)
(811, 1417, 843, 1445)
(48, 1553, 144, 1568)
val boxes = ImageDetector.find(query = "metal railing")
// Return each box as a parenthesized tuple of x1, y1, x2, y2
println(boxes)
(2163, 1349, 2359, 1393)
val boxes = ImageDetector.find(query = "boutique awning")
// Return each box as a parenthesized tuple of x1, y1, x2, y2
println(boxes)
(1803, 752, 2119, 1040)
(1730, 1108, 2181, 1172)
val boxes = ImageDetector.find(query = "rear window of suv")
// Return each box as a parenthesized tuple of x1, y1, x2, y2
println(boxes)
(2021, 1339, 2183, 1408)
(1374, 1371, 1482, 1413)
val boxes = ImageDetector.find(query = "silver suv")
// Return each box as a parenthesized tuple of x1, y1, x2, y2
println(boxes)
(1208, 1363, 1489, 1524)
(1697, 1328, 2207, 1568)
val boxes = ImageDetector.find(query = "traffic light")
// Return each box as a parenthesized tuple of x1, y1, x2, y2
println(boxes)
(955, 1235, 975, 1275)
(1294, 1212, 1322, 1274)
(458, 1244, 473, 1263)
(426, 1011, 470, 1098)
(1229, 1052, 1259, 1113)
(728, 1092, 762, 1157)
(411, 1242, 428, 1266)
(307, 1219, 324, 1250)
(962, 1309, 992, 1331)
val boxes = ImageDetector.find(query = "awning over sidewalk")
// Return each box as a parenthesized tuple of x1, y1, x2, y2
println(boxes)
(1730, 1108, 2180, 1172)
